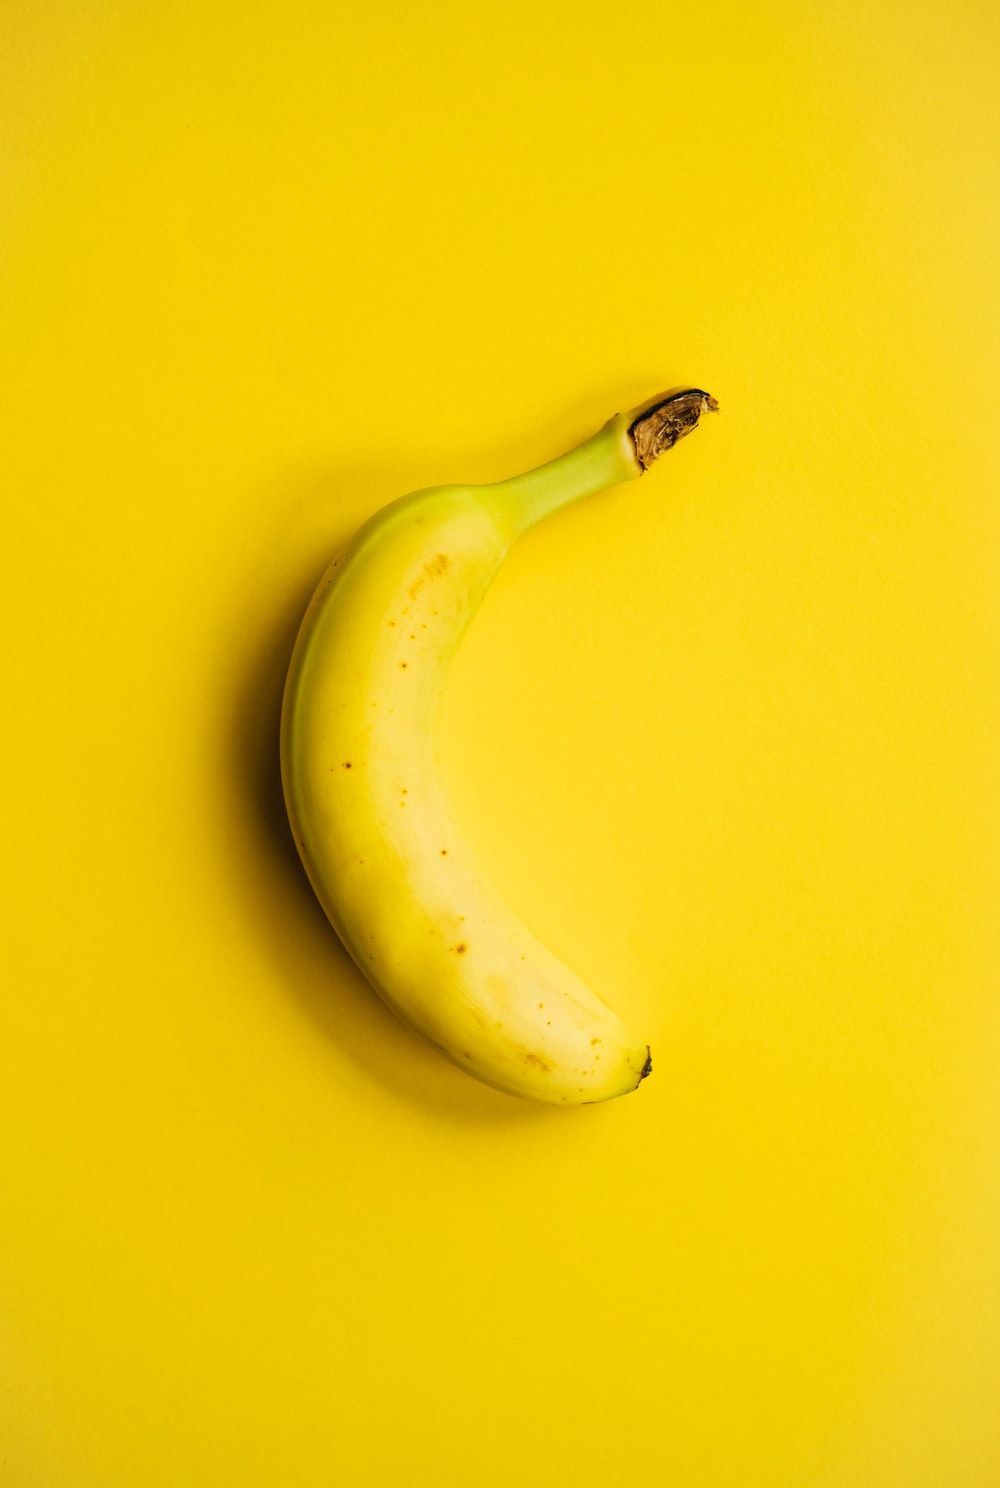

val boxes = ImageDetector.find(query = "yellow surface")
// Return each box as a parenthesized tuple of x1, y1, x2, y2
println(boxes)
(2, 1, 998, 1483)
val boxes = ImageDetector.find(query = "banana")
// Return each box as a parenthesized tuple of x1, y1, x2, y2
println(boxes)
(281, 388, 718, 1103)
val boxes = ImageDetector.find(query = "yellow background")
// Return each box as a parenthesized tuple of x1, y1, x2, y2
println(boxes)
(2, 1, 998, 1483)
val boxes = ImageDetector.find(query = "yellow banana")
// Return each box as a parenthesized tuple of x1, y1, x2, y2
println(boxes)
(281, 389, 718, 1103)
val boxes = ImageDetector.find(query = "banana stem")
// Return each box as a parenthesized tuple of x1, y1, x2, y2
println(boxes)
(489, 388, 718, 537)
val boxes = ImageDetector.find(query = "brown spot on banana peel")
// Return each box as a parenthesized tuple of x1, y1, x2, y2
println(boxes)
(408, 553, 450, 600)
(628, 388, 718, 471)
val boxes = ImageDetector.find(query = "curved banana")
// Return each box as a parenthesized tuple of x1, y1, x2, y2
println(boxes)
(281, 389, 718, 1103)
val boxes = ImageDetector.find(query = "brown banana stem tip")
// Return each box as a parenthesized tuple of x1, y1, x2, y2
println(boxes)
(628, 388, 719, 471)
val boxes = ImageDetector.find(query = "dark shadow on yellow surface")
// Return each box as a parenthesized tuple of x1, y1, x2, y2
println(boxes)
(228, 461, 555, 1127)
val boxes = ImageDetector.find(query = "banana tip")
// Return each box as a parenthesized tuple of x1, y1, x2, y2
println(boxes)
(628, 389, 719, 471)
(640, 1047, 653, 1082)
